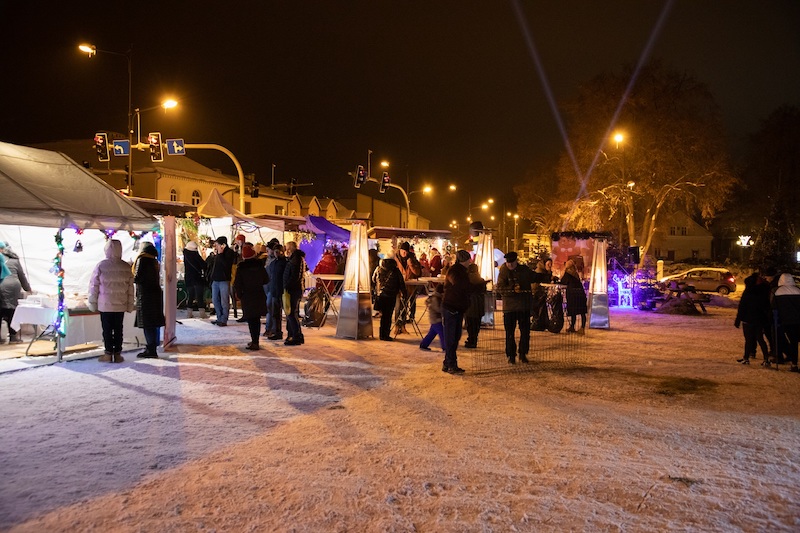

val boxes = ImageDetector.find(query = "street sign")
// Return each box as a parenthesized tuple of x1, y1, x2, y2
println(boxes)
(112, 139, 130, 156)
(166, 138, 186, 156)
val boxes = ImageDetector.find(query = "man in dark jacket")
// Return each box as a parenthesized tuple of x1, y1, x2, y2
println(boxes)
(182, 241, 207, 319)
(496, 252, 534, 364)
(442, 249, 472, 374)
(283, 241, 306, 346)
(265, 244, 287, 340)
(209, 236, 236, 326)
(374, 259, 406, 341)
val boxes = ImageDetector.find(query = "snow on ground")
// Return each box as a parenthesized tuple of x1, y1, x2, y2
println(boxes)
(1, 301, 799, 532)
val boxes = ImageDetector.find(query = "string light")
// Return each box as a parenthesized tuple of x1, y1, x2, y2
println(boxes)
(52, 230, 67, 339)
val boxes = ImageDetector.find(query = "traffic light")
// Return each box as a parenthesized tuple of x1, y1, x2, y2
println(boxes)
(353, 165, 367, 188)
(94, 132, 109, 162)
(379, 171, 390, 193)
(148, 132, 164, 162)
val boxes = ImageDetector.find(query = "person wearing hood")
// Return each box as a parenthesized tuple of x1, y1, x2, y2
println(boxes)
(0, 241, 32, 344)
(182, 240, 207, 319)
(133, 242, 165, 359)
(234, 244, 269, 350)
(734, 270, 772, 364)
(374, 258, 406, 341)
(88, 239, 135, 362)
(282, 241, 306, 346)
(771, 272, 800, 372)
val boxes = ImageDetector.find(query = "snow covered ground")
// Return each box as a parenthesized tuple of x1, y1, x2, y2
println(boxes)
(1, 300, 799, 532)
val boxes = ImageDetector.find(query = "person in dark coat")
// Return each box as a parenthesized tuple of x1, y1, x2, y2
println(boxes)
(183, 241, 207, 319)
(441, 249, 472, 374)
(234, 244, 269, 350)
(497, 251, 534, 363)
(265, 244, 287, 340)
(734, 271, 772, 364)
(0, 241, 31, 344)
(374, 258, 406, 341)
(133, 242, 165, 358)
(464, 263, 489, 348)
(561, 259, 587, 333)
(283, 241, 306, 346)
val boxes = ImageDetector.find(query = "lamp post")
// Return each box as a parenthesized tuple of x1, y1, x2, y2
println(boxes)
(80, 43, 133, 195)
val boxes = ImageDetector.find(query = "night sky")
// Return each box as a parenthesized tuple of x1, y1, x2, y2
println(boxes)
(2, 1, 799, 228)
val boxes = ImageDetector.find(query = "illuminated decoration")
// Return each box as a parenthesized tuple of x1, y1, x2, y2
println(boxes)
(52, 230, 67, 340)
(616, 278, 633, 308)
(474, 230, 495, 326)
(737, 235, 752, 247)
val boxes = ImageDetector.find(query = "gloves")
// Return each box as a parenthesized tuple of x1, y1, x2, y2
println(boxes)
(734, 319, 740, 329)
(87, 301, 97, 313)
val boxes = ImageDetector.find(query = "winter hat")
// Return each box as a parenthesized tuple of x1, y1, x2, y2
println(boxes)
(241, 244, 256, 259)
(456, 249, 471, 263)
(185, 241, 198, 251)
(504, 251, 518, 263)
(216, 236, 228, 245)
(235, 234, 246, 245)
(0, 240, 6, 249)
(399, 242, 411, 251)
(142, 243, 158, 256)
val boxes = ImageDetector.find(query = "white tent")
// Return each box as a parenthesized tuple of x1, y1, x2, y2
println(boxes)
(0, 141, 158, 360)
(0, 141, 157, 231)
(196, 188, 284, 232)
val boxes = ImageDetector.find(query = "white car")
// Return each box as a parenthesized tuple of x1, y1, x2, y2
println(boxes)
(659, 267, 737, 295)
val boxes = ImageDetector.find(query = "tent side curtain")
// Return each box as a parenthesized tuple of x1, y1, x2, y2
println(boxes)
(302, 215, 350, 242)
(196, 188, 283, 232)
(0, 141, 158, 232)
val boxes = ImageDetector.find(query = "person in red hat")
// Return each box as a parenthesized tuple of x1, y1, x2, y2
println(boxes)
(234, 243, 269, 350)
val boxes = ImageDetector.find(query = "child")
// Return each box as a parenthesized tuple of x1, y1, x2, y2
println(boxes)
(420, 285, 444, 351)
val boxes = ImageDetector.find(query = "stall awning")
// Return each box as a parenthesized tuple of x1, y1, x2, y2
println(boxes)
(0, 141, 158, 232)
(196, 188, 284, 231)
(302, 215, 351, 242)
(367, 226, 451, 240)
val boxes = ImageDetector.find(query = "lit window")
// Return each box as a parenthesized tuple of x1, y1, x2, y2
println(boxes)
(169, 189, 177, 202)
(191, 190, 201, 206)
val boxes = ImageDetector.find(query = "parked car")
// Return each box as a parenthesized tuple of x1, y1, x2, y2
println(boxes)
(659, 268, 737, 295)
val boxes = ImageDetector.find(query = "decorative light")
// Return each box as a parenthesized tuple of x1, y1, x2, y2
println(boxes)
(52, 230, 67, 339)
(737, 235, 752, 247)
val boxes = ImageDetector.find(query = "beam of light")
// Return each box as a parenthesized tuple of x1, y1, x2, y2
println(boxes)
(511, 0, 675, 230)
(510, 0, 583, 186)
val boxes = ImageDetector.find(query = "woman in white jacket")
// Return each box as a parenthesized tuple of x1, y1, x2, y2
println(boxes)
(88, 240, 135, 363)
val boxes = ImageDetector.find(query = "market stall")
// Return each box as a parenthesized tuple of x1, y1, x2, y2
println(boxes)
(0, 141, 158, 360)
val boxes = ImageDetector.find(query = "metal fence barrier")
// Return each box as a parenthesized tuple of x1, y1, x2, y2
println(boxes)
(461, 285, 589, 375)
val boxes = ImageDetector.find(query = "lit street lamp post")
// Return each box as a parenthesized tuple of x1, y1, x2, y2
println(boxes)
(79, 43, 133, 195)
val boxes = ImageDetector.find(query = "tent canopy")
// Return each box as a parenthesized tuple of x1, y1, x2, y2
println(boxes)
(196, 188, 283, 231)
(0, 141, 157, 231)
(302, 215, 350, 242)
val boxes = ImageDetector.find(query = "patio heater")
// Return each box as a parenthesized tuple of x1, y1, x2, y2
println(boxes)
(588, 238, 610, 329)
(336, 221, 373, 339)
(474, 230, 496, 326)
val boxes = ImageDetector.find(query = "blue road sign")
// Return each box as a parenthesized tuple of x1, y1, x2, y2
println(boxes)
(166, 138, 186, 156)
(112, 139, 130, 156)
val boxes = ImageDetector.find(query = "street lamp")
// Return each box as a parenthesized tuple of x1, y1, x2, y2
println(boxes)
(79, 43, 133, 195)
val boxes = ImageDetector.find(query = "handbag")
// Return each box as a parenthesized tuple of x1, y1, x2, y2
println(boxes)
(282, 290, 291, 315)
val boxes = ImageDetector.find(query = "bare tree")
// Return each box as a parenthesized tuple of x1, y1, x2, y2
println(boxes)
(521, 61, 737, 265)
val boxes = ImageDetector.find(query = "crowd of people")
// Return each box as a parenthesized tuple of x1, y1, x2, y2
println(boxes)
(734, 266, 800, 372)
(7, 230, 799, 378)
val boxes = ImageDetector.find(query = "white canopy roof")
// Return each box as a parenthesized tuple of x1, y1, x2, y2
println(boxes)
(0, 141, 157, 231)
(196, 188, 284, 231)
